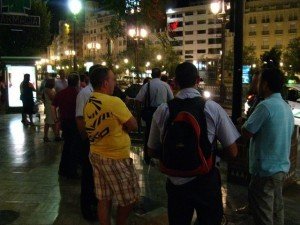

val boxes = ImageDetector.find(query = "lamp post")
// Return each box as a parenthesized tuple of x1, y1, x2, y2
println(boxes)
(210, 0, 230, 104)
(128, 27, 148, 83)
(87, 42, 101, 63)
(68, 0, 82, 71)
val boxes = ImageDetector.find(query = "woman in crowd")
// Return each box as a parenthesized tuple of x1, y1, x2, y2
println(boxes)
(20, 74, 36, 125)
(43, 78, 60, 142)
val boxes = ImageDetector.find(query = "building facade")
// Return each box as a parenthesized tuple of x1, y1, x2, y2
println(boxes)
(166, 1, 224, 64)
(244, 0, 300, 58)
(83, 1, 127, 64)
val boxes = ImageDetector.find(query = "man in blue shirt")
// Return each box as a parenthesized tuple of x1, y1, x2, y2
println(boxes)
(242, 68, 294, 225)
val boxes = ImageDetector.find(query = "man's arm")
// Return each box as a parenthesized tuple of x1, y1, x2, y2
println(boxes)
(224, 143, 238, 158)
(123, 116, 138, 133)
(241, 127, 254, 139)
(76, 116, 88, 140)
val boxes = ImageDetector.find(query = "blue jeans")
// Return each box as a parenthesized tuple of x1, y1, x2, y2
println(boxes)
(249, 172, 286, 225)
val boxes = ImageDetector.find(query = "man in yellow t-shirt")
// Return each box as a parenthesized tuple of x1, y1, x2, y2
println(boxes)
(84, 66, 140, 225)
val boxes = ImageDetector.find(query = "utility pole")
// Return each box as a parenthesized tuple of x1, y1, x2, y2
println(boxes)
(231, 0, 244, 123)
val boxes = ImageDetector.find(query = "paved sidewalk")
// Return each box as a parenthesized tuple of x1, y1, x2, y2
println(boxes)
(0, 113, 299, 225)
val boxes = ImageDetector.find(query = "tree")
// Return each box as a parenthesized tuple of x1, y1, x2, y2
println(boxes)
(260, 47, 282, 69)
(224, 45, 259, 71)
(283, 37, 300, 75)
(0, 0, 51, 56)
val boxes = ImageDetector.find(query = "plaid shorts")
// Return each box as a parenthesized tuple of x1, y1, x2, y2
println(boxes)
(89, 153, 140, 207)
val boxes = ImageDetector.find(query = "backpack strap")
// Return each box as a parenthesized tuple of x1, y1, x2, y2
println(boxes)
(144, 82, 151, 108)
(167, 97, 212, 158)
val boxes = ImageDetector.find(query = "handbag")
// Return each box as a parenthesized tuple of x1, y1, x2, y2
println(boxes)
(141, 82, 157, 121)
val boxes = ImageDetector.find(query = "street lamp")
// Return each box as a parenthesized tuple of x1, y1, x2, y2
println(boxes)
(156, 54, 162, 61)
(87, 42, 101, 62)
(128, 26, 148, 82)
(210, 0, 230, 104)
(68, 0, 82, 71)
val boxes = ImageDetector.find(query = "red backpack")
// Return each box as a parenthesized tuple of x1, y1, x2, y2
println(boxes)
(159, 97, 214, 177)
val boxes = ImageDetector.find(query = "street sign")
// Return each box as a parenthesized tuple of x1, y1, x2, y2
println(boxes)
(0, 13, 40, 27)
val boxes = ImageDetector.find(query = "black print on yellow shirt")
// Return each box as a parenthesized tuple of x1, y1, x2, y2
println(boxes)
(88, 127, 110, 143)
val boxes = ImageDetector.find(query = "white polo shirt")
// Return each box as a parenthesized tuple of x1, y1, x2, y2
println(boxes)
(135, 78, 174, 107)
(76, 83, 93, 117)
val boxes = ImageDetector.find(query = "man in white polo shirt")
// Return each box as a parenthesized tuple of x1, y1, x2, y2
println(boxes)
(135, 68, 174, 164)
(76, 65, 100, 221)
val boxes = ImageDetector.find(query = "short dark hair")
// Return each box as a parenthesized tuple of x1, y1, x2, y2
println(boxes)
(68, 73, 79, 87)
(260, 68, 284, 93)
(151, 68, 161, 78)
(90, 66, 110, 89)
(175, 62, 199, 89)
(45, 78, 55, 89)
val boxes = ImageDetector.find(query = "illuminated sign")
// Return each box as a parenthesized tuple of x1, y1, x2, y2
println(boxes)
(6, 65, 36, 107)
(0, 13, 40, 27)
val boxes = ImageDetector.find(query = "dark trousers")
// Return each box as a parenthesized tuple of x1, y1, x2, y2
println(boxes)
(166, 168, 223, 225)
(80, 138, 97, 206)
(59, 120, 79, 176)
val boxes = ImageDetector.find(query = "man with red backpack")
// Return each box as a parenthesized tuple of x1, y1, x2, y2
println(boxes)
(147, 62, 240, 225)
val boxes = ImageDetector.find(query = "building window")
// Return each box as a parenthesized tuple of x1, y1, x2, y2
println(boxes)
(289, 13, 298, 21)
(185, 50, 193, 54)
(185, 31, 194, 35)
(185, 11, 193, 16)
(208, 48, 221, 54)
(185, 21, 194, 25)
(208, 38, 222, 44)
(171, 40, 183, 46)
(177, 13, 183, 18)
(262, 15, 270, 23)
(177, 50, 183, 55)
(197, 10, 206, 14)
(275, 14, 284, 22)
(275, 40, 282, 48)
(208, 28, 222, 34)
(249, 16, 257, 24)
(289, 23, 297, 33)
(262, 25, 270, 35)
(197, 50, 206, 53)
(197, 40, 206, 44)
(170, 31, 183, 37)
(197, 20, 206, 24)
(197, 30, 206, 34)
(185, 40, 194, 44)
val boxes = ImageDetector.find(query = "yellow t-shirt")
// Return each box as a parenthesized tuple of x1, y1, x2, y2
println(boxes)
(84, 92, 132, 159)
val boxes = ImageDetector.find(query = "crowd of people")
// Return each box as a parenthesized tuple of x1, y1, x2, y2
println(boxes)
(10, 62, 295, 225)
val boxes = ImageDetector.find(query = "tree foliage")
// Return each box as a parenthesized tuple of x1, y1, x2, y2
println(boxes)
(283, 37, 300, 75)
(224, 45, 259, 71)
(0, 0, 51, 56)
(260, 47, 282, 69)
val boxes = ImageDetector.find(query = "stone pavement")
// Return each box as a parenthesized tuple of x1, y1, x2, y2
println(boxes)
(0, 113, 299, 225)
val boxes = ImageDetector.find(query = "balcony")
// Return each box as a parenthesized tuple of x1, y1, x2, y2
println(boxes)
(262, 31, 270, 35)
(249, 31, 256, 36)
(261, 45, 269, 50)
(275, 30, 283, 34)
(289, 29, 297, 33)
